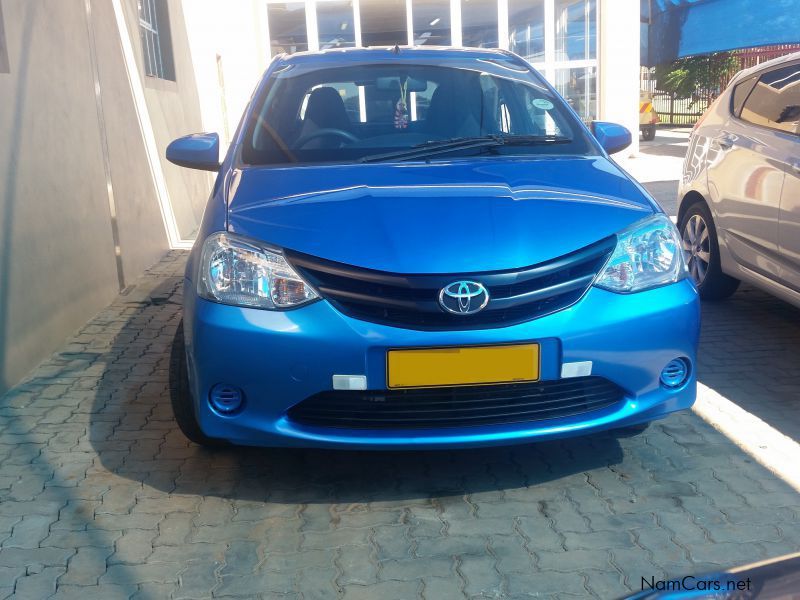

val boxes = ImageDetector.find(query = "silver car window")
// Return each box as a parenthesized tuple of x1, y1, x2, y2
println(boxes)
(739, 62, 800, 135)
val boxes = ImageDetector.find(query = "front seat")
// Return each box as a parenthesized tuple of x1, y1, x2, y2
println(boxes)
(297, 87, 352, 148)
(425, 79, 484, 139)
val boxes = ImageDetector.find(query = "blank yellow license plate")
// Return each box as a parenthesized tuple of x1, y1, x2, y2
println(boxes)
(387, 344, 540, 389)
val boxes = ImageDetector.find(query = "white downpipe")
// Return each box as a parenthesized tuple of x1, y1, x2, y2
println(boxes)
(544, 0, 555, 82)
(306, 1, 320, 51)
(353, 0, 363, 47)
(450, 0, 462, 47)
(406, 0, 414, 45)
(111, 0, 193, 250)
(497, 0, 509, 51)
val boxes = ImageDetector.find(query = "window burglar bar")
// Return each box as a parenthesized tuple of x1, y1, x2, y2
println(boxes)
(139, 0, 165, 79)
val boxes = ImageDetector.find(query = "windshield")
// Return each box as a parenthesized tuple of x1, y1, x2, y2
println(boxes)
(241, 59, 594, 165)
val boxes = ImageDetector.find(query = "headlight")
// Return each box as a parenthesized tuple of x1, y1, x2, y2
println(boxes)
(594, 214, 686, 293)
(198, 232, 318, 309)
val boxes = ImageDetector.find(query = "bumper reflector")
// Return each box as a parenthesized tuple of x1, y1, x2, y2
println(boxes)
(332, 375, 367, 391)
(561, 361, 593, 378)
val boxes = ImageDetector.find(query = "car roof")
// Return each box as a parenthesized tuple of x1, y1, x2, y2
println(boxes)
(273, 46, 523, 67)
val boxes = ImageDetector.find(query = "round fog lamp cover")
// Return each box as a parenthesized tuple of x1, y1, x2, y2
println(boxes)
(660, 358, 690, 388)
(209, 383, 244, 414)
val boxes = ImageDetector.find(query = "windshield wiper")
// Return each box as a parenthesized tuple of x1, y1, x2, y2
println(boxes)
(359, 134, 572, 163)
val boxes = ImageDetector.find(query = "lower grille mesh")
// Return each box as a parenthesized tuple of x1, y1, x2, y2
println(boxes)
(287, 376, 624, 429)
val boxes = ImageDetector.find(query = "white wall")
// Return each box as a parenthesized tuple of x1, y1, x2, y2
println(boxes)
(0, 0, 266, 394)
(598, 0, 640, 156)
(182, 1, 269, 150)
(0, 0, 123, 395)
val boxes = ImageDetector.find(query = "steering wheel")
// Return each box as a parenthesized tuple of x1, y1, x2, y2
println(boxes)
(295, 128, 359, 148)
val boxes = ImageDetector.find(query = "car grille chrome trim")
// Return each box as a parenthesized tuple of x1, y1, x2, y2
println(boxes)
(285, 236, 615, 330)
(287, 376, 624, 429)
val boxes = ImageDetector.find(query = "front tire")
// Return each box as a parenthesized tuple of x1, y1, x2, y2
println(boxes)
(169, 320, 226, 447)
(678, 202, 739, 301)
(641, 125, 656, 141)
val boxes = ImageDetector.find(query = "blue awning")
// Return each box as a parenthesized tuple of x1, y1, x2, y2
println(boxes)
(646, 0, 800, 65)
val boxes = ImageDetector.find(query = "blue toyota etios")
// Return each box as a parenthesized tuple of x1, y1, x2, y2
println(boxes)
(166, 47, 699, 449)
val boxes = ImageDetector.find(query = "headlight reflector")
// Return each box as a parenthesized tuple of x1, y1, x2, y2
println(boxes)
(594, 214, 686, 293)
(198, 232, 318, 309)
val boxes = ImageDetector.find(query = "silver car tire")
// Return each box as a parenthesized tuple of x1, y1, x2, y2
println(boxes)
(679, 202, 740, 301)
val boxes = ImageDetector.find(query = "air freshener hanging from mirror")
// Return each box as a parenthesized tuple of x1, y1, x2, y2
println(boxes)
(394, 80, 409, 129)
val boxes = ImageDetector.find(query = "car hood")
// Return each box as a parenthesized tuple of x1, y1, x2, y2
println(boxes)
(227, 157, 655, 273)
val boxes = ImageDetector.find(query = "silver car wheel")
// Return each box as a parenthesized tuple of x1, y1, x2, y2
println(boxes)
(682, 214, 711, 285)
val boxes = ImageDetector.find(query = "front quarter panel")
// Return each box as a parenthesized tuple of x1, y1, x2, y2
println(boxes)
(678, 97, 728, 223)
(680, 131, 710, 201)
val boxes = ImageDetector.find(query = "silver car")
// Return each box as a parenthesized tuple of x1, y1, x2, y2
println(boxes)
(678, 52, 800, 307)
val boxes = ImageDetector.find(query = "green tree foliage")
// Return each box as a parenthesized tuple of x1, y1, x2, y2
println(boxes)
(655, 52, 739, 102)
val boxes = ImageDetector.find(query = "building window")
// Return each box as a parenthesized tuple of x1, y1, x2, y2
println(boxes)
(260, 0, 599, 121)
(317, 0, 356, 50)
(0, 2, 9, 74)
(360, 0, 407, 47)
(555, 65, 597, 122)
(461, 0, 498, 48)
(554, 0, 596, 62)
(412, 0, 451, 46)
(138, 0, 175, 81)
(269, 2, 309, 56)
(508, 0, 544, 62)
(739, 63, 800, 135)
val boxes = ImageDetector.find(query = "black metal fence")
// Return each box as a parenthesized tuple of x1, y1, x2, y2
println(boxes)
(642, 77, 710, 125)
(641, 44, 800, 126)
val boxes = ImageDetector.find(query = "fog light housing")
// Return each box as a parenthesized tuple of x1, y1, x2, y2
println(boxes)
(209, 383, 244, 415)
(660, 358, 690, 388)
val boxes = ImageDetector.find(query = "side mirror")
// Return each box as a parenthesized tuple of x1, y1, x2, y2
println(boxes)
(591, 121, 632, 155)
(166, 133, 221, 171)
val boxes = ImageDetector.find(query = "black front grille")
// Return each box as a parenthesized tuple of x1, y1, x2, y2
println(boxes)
(286, 237, 615, 330)
(287, 377, 624, 429)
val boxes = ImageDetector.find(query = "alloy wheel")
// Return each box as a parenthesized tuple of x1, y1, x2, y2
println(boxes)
(682, 214, 711, 285)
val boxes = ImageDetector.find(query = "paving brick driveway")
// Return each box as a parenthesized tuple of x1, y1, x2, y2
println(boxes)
(1, 250, 799, 600)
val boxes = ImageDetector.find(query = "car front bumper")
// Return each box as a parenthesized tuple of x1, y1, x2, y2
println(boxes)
(183, 279, 700, 449)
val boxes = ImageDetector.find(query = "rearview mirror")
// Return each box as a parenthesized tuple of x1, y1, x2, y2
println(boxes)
(166, 133, 221, 171)
(375, 76, 428, 92)
(591, 121, 632, 155)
